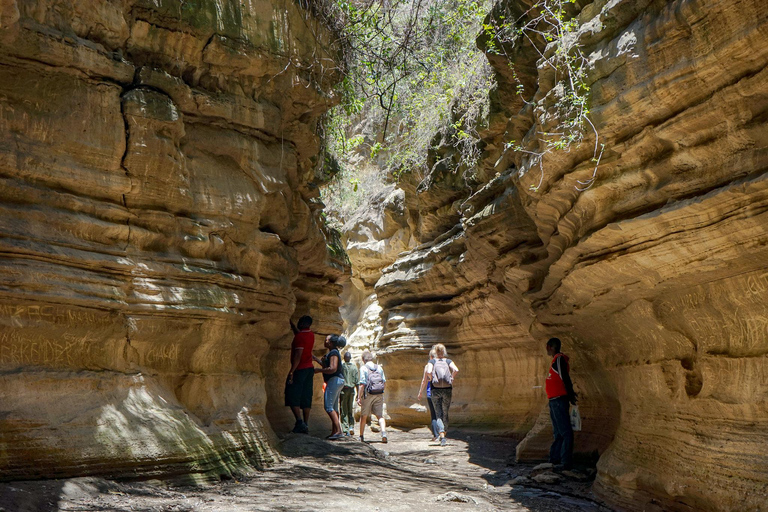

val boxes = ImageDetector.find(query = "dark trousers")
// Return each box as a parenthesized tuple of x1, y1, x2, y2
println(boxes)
(284, 367, 314, 409)
(427, 396, 439, 438)
(431, 387, 452, 434)
(548, 396, 574, 467)
(339, 387, 356, 433)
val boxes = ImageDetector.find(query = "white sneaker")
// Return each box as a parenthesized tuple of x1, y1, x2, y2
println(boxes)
(440, 437, 447, 447)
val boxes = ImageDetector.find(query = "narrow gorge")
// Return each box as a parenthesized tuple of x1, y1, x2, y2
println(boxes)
(0, 0, 766, 511)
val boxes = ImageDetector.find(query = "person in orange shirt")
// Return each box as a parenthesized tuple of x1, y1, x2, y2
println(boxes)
(545, 337, 577, 470)
(285, 316, 315, 434)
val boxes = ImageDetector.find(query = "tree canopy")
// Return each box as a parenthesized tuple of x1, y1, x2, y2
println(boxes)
(318, 0, 495, 224)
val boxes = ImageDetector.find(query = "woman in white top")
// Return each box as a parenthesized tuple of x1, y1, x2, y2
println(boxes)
(425, 343, 459, 446)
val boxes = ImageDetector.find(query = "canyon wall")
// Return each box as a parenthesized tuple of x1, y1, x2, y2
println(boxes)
(345, 0, 768, 510)
(0, 0, 344, 482)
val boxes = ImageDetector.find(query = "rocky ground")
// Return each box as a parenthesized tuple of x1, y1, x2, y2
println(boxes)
(0, 428, 611, 511)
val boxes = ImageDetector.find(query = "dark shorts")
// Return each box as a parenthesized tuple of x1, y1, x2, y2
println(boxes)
(285, 367, 314, 409)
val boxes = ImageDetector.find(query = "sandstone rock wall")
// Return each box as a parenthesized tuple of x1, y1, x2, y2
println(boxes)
(0, 0, 344, 481)
(344, 0, 768, 510)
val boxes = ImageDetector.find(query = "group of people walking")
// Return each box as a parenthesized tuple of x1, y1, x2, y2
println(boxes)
(284, 315, 389, 443)
(283, 315, 460, 446)
(284, 314, 577, 468)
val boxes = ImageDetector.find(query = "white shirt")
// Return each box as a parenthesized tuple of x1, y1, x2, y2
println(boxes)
(358, 361, 386, 385)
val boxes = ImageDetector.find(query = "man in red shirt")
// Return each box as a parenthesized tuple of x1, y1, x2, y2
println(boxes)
(545, 337, 577, 470)
(285, 315, 315, 434)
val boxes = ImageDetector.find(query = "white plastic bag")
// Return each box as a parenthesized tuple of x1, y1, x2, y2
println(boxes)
(570, 405, 582, 431)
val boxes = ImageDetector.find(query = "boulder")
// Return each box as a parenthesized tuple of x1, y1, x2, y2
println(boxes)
(532, 472, 562, 485)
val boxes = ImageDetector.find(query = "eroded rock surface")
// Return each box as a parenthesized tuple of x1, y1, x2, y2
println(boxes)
(343, 0, 768, 510)
(0, 0, 344, 482)
(341, 185, 414, 354)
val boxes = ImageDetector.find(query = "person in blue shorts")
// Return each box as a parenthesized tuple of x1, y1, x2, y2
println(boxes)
(417, 348, 440, 441)
(314, 334, 346, 440)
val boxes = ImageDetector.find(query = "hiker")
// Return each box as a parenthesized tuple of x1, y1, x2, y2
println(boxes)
(356, 350, 387, 443)
(417, 348, 440, 441)
(340, 351, 359, 436)
(425, 343, 458, 447)
(314, 334, 346, 440)
(285, 315, 315, 434)
(545, 337, 577, 470)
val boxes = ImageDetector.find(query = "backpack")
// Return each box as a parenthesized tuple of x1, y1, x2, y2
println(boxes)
(366, 364, 385, 395)
(431, 358, 453, 388)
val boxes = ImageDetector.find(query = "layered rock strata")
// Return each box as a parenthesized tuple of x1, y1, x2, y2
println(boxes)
(344, 0, 768, 510)
(0, 0, 344, 481)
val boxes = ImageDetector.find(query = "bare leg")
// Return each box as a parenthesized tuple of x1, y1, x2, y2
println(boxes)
(328, 410, 342, 435)
(290, 406, 302, 422)
(359, 415, 367, 438)
(302, 408, 311, 424)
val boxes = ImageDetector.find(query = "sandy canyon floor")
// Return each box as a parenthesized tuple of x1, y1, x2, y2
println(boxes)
(0, 428, 612, 511)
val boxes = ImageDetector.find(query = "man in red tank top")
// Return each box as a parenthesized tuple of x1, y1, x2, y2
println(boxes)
(545, 337, 577, 470)
(285, 315, 315, 434)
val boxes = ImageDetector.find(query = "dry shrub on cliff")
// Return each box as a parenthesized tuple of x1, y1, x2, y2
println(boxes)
(318, 0, 495, 225)
(321, 159, 390, 228)
(482, 0, 604, 191)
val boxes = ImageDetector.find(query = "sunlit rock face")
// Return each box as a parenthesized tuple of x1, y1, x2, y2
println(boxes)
(340, 185, 414, 354)
(357, 0, 768, 510)
(0, 0, 344, 482)
(344, 186, 414, 290)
